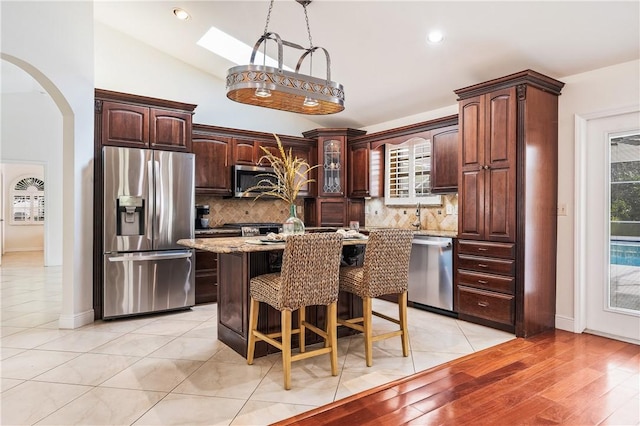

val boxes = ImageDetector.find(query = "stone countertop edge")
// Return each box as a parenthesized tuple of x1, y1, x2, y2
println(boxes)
(178, 236, 369, 254)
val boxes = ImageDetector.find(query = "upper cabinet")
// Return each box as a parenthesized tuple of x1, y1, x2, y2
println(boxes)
(347, 141, 384, 198)
(303, 129, 366, 199)
(232, 138, 258, 165)
(191, 125, 315, 196)
(430, 125, 459, 193)
(458, 87, 517, 242)
(192, 125, 233, 196)
(353, 115, 459, 204)
(95, 89, 196, 152)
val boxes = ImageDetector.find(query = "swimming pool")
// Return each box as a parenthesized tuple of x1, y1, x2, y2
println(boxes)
(611, 241, 640, 266)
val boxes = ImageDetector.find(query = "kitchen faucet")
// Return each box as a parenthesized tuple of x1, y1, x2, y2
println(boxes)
(412, 202, 421, 230)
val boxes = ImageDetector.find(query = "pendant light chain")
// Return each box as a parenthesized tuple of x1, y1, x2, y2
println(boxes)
(303, 3, 313, 74)
(263, 0, 275, 36)
(303, 3, 313, 49)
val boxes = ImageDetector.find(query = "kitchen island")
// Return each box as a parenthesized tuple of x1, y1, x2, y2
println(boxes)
(178, 235, 368, 358)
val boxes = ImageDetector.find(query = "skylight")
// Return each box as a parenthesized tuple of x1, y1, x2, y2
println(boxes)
(197, 26, 291, 70)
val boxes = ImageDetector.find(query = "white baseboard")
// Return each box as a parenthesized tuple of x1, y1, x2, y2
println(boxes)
(555, 314, 578, 333)
(58, 309, 94, 329)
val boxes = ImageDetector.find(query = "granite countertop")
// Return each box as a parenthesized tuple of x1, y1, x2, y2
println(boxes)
(178, 235, 368, 254)
(194, 228, 241, 237)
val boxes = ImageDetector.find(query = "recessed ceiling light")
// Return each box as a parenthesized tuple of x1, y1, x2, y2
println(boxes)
(173, 7, 191, 21)
(427, 30, 444, 44)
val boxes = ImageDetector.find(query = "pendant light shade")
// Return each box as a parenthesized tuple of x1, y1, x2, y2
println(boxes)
(226, 1, 345, 115)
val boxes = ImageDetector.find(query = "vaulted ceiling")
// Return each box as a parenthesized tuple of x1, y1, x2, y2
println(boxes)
(56, 1, 640, 128)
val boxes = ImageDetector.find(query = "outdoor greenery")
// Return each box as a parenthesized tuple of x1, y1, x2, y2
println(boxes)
(610, 161, 640, 222)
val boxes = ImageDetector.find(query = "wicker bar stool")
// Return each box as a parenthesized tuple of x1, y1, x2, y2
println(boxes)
(338, 229, 414, 367)
(247, 232, 344, 390)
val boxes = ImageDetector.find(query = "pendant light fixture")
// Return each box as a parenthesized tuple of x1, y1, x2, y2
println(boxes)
(226, 0, 345, 115)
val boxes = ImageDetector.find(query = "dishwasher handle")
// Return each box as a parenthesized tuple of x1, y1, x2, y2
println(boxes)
(108, 251, 193, 262)
(412, 239, 452, 248)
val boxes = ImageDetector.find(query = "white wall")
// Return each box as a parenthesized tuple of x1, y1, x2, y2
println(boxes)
(1, 1, 95, 328)
(555, 59, 640, 330)
(1, 87, 63, 264)
(2, 163, 45, 252)
(94, 21, 319, 136)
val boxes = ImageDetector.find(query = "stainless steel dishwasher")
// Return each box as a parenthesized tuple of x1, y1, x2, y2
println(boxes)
(408, 235, 454, 313)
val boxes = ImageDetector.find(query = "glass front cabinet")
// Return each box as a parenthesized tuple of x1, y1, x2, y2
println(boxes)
(321, 137, 345, 196)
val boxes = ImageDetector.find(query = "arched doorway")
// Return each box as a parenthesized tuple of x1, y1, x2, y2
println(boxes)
(1, 55, 77, 328)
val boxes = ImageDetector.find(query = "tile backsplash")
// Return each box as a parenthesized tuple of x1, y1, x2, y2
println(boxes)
(364, 194, 458, 232)
(196, 194, 458, 233)
(195, 197, 303, 226)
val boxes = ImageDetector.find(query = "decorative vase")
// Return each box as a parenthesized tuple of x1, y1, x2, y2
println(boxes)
(283, 204, 305, 235)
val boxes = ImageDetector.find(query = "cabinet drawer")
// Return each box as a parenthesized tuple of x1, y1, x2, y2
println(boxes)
(457, 240, 515, 259)
(458, 286, 514, 326)
(457, 270, 514, 294)
(195, 250, 217, 271)
(457, 254, 515, 276)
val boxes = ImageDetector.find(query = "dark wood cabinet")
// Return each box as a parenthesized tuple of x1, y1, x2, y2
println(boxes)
(458, 88, 516, 242)
(192, 127, 232, 196)
(302, 128, 366, 227)
(454, 70, 564, 337)
(347, 141, 370, 198)
(305, 198, 346, 227)
(347, 141, 384, 198)
(233, 138, 258, 165)
(347, 198, 365, 226)
(100, 101, 149, 148)
(195, 250, 218, 304)
(96, 90, 195, 152)
(149, 108, 192, 151)
(430, 125, 459, 193)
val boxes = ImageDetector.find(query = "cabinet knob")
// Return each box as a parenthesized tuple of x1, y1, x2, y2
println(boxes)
(483, 165, 490, 170)
(478, 280, 488, 284)
(477, 301, 489, 307)
(477, 263, 488, 268)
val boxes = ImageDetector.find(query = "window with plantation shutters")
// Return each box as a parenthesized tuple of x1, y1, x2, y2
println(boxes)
(10, 177, 45, 225)
(385, 137, 442, 206)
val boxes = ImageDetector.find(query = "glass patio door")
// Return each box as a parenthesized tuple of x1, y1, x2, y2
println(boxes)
(585, 112, 640, 343)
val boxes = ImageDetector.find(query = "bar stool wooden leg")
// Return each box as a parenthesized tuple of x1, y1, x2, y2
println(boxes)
(399, 292, 409, 357)
(327, 302, 338, 376)
(282, 310, 292, 390)
(299, 306, 306, 353)
(247, 297, 259, 365)
(363, 296, 374, 367)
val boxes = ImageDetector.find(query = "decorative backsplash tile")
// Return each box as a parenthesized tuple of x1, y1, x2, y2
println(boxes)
(196, 194, 458, 233)
(195, 196, 303, 226)
(364, 194, 458, 232)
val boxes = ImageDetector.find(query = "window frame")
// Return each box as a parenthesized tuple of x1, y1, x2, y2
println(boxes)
(10, 176, 45, 226)
(384, 137, 442, 206)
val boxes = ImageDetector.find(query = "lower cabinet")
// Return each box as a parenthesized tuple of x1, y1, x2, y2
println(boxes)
(195, 250, 218, 304)
(455, 239, 516, 332)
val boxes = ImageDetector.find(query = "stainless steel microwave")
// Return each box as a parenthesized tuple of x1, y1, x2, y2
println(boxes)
(233, 165, 277, 198)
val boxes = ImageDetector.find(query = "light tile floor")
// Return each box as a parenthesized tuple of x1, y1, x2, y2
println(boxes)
(1, 251, 515, 425)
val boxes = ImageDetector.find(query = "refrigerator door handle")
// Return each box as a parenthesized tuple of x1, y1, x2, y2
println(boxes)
(108, 251, 193, 262)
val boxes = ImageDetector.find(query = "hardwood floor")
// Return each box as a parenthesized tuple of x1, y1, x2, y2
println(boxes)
(274, 330, 639, 425)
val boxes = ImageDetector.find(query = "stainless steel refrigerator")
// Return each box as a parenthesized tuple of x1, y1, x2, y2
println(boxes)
(102, 146, 195, 319)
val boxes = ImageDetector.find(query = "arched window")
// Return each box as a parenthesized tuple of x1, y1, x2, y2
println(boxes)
(10, 176, 45, 225)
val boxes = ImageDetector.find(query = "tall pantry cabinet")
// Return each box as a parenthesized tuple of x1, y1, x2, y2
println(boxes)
(454, 70, 564, 337)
